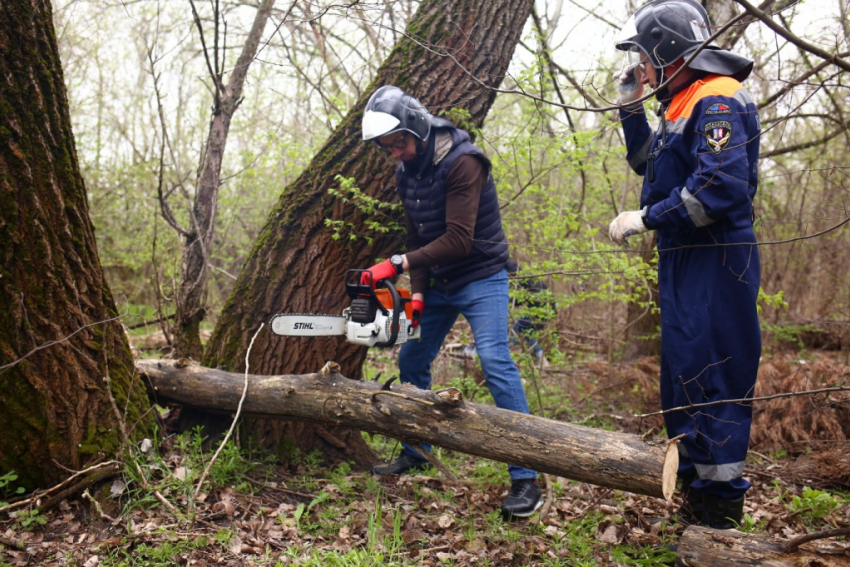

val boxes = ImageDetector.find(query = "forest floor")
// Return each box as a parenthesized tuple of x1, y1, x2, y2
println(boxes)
(1, 347, 849, 566)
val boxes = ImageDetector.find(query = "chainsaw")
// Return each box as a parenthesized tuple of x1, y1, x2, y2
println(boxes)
(270, 270, 421, 347)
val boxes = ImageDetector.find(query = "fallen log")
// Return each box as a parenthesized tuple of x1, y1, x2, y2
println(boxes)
(676, 525, 850, 566)
(137, 359, 677, 499)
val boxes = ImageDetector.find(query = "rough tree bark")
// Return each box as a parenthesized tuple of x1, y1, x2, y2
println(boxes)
(170, 0, 276, 359)
(676, 525, 850, 567)
(203, 0, 536, 467)
(0, 0, 152, 488)
(139, 359, 678, 499)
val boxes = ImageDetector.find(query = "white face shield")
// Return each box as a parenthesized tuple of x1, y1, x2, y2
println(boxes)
(615, 15, 648, 74)
(615, 15, 639, 49)
(362, 110, 401, 141)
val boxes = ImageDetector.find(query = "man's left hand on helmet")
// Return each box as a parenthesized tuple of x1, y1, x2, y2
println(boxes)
(609, 209, 649, 245)
(361, 254, 404, 287)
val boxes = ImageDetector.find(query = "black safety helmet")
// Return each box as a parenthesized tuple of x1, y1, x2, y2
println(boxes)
(616, 0, 752, 81)
(362, 86, 432, 142)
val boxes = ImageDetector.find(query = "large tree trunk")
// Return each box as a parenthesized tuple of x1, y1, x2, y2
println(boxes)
(0, 0, 153, 489)
(203, 0, 536, 466)
(139, 359, 678, 499)
(172, 0, 277, 359)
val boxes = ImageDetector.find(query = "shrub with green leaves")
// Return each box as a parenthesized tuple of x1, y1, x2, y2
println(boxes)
(0, 471, 25, 507)
(786, 486, 845, 522)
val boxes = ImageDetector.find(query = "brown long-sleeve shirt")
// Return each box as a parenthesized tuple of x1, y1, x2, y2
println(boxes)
(403, 154, 487, 294)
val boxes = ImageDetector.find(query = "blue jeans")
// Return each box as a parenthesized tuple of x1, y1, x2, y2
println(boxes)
(398, 270, 538, 481)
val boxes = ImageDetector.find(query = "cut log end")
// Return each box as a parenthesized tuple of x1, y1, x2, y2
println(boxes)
(661, 438, 680, 501)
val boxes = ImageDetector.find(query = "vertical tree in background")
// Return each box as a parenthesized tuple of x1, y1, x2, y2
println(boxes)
(204, 0, 536, 465)
(0, 0, 152, 488)
(169, 0, 277, 358)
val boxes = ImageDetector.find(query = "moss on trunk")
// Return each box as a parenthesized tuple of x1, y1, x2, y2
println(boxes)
(0, 0, 153, 489)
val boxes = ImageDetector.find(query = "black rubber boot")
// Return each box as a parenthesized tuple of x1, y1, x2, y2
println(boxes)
(676, 488, 703, 526)
(651, 475, 699, 528)
(700, 494, 744, 529)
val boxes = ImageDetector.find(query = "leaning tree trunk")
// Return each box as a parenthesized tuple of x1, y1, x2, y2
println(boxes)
(203, 0, 536, 467)
(172, 0, 276, 359)
(0, 0, 153, 489)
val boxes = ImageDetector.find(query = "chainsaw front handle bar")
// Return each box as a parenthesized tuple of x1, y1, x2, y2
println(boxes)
(345, 269, 404, 347)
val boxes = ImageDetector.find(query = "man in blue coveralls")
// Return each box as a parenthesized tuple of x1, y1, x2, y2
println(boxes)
(609, 0, 761, 529)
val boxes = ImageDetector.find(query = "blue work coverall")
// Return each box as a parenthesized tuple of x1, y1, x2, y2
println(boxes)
(620, 75, 761, 499)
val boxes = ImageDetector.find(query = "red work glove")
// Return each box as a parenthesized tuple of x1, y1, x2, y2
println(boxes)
(360, 259, 397, 287)
(410, 299, 424, 328)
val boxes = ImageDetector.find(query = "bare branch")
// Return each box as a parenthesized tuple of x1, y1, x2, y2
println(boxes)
(636, 386, 850, 418)
(783, 527, 850, 553)
(734, 0, 850, 72)
(0, 316, 122, 373)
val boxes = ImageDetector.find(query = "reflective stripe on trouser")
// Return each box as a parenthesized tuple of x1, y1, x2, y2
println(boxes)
(663, 362, 756, 499)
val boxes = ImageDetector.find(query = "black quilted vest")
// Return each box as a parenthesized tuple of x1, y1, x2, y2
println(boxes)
(396, 127, 509, 292)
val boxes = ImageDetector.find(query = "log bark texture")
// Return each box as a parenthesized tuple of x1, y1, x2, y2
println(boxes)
(676, 525, 850, 566)
(139, 359, 677, 499)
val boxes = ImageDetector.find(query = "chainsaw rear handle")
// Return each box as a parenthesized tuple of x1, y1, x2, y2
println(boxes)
(345, 269, 406, 347)
(346, 269, 388, 315)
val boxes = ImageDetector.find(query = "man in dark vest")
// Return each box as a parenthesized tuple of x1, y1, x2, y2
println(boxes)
(360, 85, 541, 519)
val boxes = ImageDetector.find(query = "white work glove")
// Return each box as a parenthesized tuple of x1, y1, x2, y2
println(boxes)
(617, 64, 644, 107)
(609, 209, 648, 245)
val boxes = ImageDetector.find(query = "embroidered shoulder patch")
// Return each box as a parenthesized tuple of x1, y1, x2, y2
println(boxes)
(705, 120, 732, 154)
(705, 103, 732, 115)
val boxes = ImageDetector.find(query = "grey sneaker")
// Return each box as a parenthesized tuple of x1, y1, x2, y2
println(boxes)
(501, 478, 542, 519)
(372, 454, 430, 476)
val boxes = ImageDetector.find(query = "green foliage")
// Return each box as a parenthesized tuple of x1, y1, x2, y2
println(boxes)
(736, 512, 764, 533)
(763, 322, 823, 351)
(786, 486, 845, 522)
(98, 534, 218, 567)
(293, 490, 332, 534)
(757, 288, 788, 313)
(326, 175, 404, 245)
(12, 509, 47, 531)
(0, 471, 25, 507)
(327, 462, 356, 497)
(120, 428, 259, 516)
(609, 545, 677, 566)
